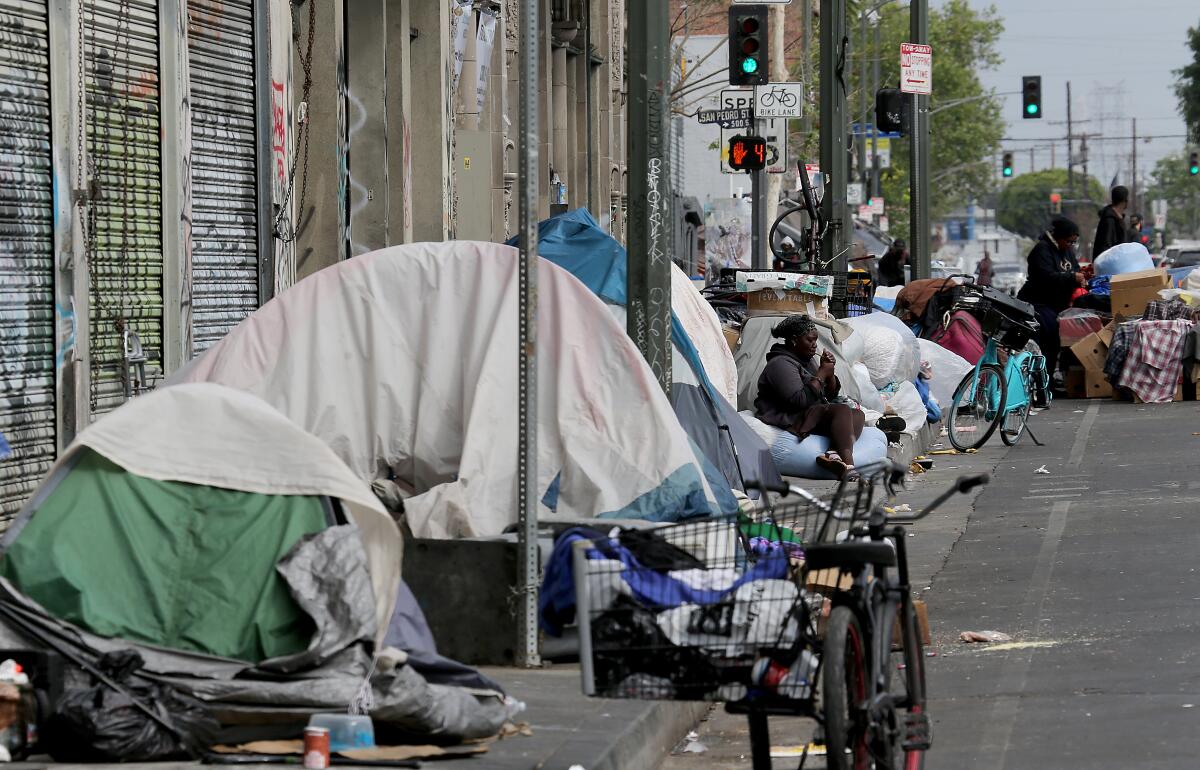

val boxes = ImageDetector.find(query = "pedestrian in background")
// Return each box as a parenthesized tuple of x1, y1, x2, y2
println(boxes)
(1127, 214, 1145, 245)
(975, 250, 994, 287)
(1092, 185, 1129, 258)
(878, 239, 908, 287)
(1018, 217, 1086, 380)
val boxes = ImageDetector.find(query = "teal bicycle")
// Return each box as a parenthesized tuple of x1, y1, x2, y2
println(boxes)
(945, 291, 1050, 451)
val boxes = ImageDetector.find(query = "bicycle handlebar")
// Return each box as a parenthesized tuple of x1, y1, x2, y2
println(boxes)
(885, 473, 990, 522)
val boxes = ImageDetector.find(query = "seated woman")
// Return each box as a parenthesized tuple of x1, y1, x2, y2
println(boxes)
(754, 315, 865, 480)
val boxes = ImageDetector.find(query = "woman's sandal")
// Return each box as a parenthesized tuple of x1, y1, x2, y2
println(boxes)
(815, 452, 849, 478)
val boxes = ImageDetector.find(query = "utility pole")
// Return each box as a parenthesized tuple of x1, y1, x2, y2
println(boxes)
(820, 0, 849, 270)
(515, 0, 540, 669)
(1131, 117, 1138, 214)
(908, 0, 930, 279)
(764, 2, 787, 260)
(859, 10, 868, 192)
(626, 0, 672, 394)
(871, 17, 881, 198)
(1029, 147, 1035, 173)
(801, 0, 812, 138)
(1066, 81, 1074, 198)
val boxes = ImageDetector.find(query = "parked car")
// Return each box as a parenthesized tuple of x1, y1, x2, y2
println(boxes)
(1165, 248, 1200, 268)
(990, 263, 1025, 295)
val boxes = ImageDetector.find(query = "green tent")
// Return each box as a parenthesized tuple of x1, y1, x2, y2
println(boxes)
(2, 450, 330, 662)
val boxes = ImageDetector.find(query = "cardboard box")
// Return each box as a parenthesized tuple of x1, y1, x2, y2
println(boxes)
(723, 327, 741, 351)
(747, 287, 830, 316)
(892, 599, 933, 650)
(1084, 368, 1112, 399)
(1064, 365, 1086, 399)
(1069, 333, 1109, 374)
(1097, 321, 1115, 348)
(1110, 268, 1169, 317)
(806, 568, 854, 594)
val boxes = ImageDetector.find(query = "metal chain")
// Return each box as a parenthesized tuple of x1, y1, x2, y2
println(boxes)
(273, 0, 316, 243)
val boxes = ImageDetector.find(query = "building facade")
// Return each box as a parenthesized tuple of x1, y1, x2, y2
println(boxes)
(0, 0, 627, 521)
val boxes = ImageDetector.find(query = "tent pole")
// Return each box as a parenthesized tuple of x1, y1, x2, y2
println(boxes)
(516, 0, 541, 668)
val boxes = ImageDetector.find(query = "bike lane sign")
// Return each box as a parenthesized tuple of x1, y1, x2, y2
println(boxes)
(754, 82, 804, 119)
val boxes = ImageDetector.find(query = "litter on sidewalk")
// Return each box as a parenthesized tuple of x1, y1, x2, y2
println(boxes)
(959, 630, 1013, 644)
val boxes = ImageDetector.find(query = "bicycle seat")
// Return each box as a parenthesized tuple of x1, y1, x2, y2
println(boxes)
(804, 541, 896, 570)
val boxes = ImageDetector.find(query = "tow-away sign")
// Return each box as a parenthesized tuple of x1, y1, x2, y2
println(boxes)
(900, 43, 932, 95)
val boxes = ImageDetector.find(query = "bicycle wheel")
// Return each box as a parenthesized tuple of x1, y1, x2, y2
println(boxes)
(824, 606, 871, 770)
(947, 364, 1006, 451)
(1000, 359, 1033, 446)
(891, 601, 929, 770)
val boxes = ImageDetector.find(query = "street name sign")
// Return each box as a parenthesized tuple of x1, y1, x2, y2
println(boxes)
(900, 43, 932, 95)
(697, 107, 754, 129)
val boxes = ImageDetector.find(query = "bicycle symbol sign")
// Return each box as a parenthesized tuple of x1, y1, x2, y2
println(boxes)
(754, 82, 804, 119)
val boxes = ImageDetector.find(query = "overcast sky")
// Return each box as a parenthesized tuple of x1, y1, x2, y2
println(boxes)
(950, 0, 1197, 196)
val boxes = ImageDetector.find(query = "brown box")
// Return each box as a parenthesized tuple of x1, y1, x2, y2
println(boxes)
(806, 568, 854, 594)
(892, 599, 933, 650)
(1069, 333, 1109, 373)
(1110, 268, 1169, 317)
(747, 287, 830, 316)
(722, 327, 741, 351)
(1097, 321, 1115, 348)
(1064, 365, 1086, 399)
(1084, 369, 1112, 399)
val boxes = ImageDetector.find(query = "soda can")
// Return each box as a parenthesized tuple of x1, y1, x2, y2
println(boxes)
(303, 726, 330, 769)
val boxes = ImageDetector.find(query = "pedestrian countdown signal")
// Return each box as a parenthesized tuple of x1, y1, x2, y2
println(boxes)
(729, 135, 767, 172)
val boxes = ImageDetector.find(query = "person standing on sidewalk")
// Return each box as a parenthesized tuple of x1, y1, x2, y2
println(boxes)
(1018, 217, 1086, 380)
(878, 239, 909, 287)
(975, 251, 994, 287)
(1092, 185, 1129, 258)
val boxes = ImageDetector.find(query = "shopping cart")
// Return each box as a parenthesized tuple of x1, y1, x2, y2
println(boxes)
(572, 477, 882, 767)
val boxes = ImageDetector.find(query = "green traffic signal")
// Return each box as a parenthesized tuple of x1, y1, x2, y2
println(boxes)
(1026, 104, 1039, 116)
(742, 58, 758, 74)
(1191, 166, 1199, 176)
(1003, 167, 1013, 177)
(1191, 152, 1199, 175)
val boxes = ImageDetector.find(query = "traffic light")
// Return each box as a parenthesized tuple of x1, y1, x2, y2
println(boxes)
(1190, 151, 1199, 175)
(728, 135, 767, 172)
(1022, 76, 1042, 119)
(728, 5, 768, 86)
(1049, 192, 1062, 214)
(1002, 152, 1014, 178)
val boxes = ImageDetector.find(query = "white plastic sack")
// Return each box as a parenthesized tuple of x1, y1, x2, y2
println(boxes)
(879, 381, 926, 436)
(844, 313, 920, 388)
(1094, 242, 1154, 277)
(850, 363, 885, 414)
(917, 339, 972, 414)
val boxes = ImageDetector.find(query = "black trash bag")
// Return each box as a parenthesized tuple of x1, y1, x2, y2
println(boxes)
(44, 650, 219, 762)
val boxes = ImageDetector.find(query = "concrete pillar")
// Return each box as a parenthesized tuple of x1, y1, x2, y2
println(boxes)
(410, 0, 454, 241)
(552, 46, 568, 201)
(346, 0, 389, 255)
(295, 0, 346, 279)
(386, 0, 414, 244)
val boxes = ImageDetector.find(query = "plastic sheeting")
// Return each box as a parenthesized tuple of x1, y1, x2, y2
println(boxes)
(917, 339, 973, 414)
(3, 384, 402, 645)
(173, 242, 722, 538)
(1094, 242, 1154, 277)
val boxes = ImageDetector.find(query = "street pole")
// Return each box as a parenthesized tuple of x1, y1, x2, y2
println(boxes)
(801, 0, 812, 138)
(859, 10, 868, 192)
(820, 0, 849, 271)
(871, 17, 881, 198)
(908, 0, 930, 280)
(764, 2, 786, 253)
(1029, 147, 1034, 173)
(1131, 117, 1137, 215)
(1066, 81, 1073, 198)
(626, 0, 672, 394)
(516, 0, 540, 669)
(752, 155, 767, 269)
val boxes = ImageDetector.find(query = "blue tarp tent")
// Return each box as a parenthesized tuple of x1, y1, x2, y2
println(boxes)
(511, 210, 783, 507)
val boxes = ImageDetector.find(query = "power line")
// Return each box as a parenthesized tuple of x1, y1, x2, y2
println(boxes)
(1002, 134, 1189, 143)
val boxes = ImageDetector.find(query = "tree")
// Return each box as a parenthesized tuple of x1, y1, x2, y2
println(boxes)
(1144, 153, 1200, 240)
(997, 169, 1104, 240)
(799, 0, 1007, 243)
(1175, 24, 1200, 144)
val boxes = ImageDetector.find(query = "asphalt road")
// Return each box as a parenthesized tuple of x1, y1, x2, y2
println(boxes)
(662, 399, 1200, 769)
